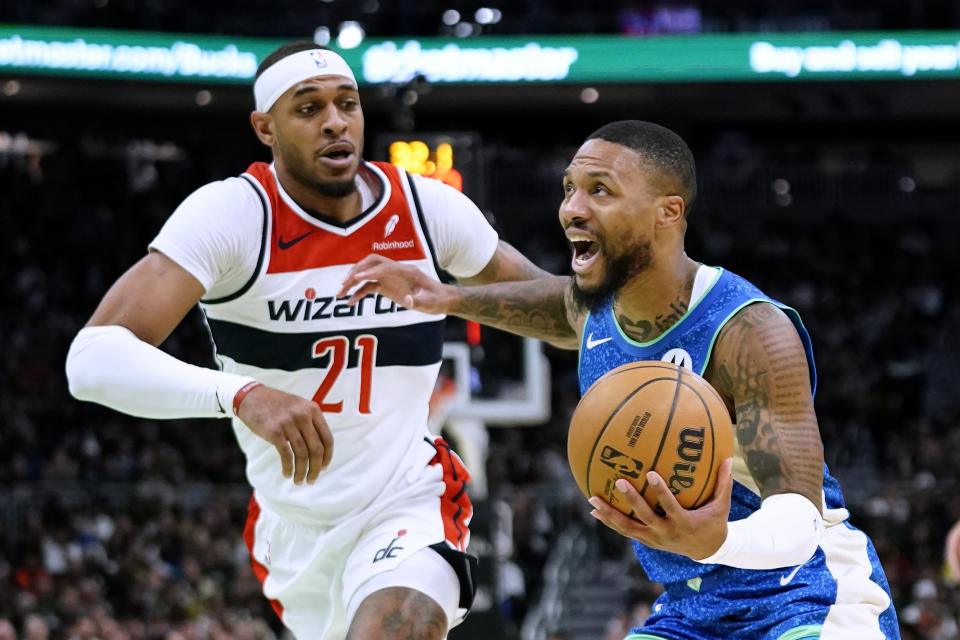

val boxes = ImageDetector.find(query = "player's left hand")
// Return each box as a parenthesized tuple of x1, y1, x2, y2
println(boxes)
(588, 458, 733, 561)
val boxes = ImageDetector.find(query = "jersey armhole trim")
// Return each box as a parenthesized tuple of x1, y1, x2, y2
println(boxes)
(700, 297, 768, 376)
(701, 298, 815, 392)
(200, 174, 269, 305)
(404, 172, 448, 283)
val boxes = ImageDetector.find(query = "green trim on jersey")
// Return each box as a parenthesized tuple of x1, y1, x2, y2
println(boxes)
(700, 298, 807, 377)
(699, 297, 766, 376)
(623, 624, 822, 640)
(776, 624, 823, 640)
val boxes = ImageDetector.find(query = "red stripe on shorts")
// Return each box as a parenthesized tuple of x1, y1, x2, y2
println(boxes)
(430, 438, 473, 552)
(243, 494, 285, 621)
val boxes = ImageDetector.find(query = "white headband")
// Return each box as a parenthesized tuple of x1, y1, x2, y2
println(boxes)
(254, 48, 357, 112)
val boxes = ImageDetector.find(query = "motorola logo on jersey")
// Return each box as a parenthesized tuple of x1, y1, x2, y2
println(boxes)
(267, 290, 407, 322)
(661, 348, 693, 370)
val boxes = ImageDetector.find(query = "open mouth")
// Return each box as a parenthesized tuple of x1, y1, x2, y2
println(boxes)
(318, 144, 355, 168)
(569, 236, 600, 272)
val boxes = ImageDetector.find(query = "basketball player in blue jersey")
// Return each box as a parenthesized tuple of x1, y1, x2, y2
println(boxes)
(340, 120, 901, 639)
(65, 42, 574, 640)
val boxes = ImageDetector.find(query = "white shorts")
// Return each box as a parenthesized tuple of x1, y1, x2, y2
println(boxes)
(242, 437, 477, 640)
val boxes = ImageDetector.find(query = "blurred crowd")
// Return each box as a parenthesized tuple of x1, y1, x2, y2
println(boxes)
(3, 0, 960, 39)
(1, 108, 960, 639)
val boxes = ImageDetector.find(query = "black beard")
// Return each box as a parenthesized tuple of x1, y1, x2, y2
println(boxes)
(570, 239, 653, 314)
(311, 178, 357, 198)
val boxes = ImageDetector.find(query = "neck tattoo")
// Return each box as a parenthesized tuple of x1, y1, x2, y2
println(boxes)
(616, 270, 695, 342)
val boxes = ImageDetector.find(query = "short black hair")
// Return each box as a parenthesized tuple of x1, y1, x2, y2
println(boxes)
(587, 120, 697, 215)
(255, 41, 331, 80)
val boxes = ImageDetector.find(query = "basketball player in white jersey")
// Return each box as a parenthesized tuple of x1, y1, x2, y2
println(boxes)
(65, 42, 572, 640)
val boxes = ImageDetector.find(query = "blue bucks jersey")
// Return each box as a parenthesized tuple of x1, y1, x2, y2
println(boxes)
(579, 268, 899, 640)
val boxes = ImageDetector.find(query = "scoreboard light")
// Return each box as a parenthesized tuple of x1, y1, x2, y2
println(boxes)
(389, 140, 463, 192)
(375, 132, 485, 346)
(375, 132, 483, 207)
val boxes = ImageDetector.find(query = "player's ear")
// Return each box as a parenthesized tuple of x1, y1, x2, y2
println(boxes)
(657, 195, 685, 228)
(250, 111, 276, 147)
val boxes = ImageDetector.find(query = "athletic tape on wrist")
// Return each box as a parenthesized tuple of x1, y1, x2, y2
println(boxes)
(254, 48, 357, 112)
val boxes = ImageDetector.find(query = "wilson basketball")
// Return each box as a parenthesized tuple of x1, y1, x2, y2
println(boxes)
(567, 361, 734, 518)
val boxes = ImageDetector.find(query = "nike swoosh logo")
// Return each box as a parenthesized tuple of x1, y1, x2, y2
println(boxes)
(586, 333, 613, 349)
(779, 563, 803, 586)
(278, 231, 313, 250)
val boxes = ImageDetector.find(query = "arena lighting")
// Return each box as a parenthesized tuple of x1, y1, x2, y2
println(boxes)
(453, 23, 475, 38)
(772, 179, 792, 207)
(475, 8, 502, 25)
(313, 26, 331, 46)
(0, 131, 56, 156)
(337, 21, 365, 49)
(580, 87, 599, 103)
(442, 9, 460, 26)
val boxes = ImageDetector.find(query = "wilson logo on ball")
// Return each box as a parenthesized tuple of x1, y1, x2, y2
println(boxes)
(669, 427, 706, 494)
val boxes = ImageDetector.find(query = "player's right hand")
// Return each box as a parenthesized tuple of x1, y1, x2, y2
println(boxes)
(235, 385, 333, 484)
(338, 254, 454, 314)
(588, 458, 734, 560)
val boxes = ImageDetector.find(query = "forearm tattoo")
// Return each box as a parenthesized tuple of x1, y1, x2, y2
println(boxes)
(452, 276, 577, 343)
(714, 304, 823, 505)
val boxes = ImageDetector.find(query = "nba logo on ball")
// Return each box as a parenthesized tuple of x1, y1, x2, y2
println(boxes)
(567, 361, 734, 516)
(309, 50, 330, 69)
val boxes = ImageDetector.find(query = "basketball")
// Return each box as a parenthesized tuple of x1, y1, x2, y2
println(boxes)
(567, 361, 734, 518)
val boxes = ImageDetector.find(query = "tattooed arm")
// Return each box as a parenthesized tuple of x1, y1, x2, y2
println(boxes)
(452, 241, 582, 348)
(704, 301, 823, 509)
(446, 274, 584, 348)
(590, 301, 825, 564)
(339, 253, 583, 349)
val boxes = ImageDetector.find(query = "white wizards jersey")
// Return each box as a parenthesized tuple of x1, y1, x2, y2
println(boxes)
(151, 160, 498, 525)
